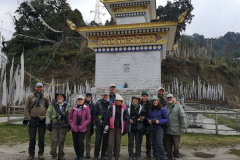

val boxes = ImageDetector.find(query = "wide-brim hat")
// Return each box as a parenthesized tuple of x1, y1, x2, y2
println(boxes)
(55, 92, 66, 100)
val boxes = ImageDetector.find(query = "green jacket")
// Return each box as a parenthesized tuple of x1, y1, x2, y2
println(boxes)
(166, 103, 186, 135)
(46, 101, 70, 128)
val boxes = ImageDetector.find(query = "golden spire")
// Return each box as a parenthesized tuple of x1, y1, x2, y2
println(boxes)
(178, 10, 188, 23)
(67, 19, 77, 31)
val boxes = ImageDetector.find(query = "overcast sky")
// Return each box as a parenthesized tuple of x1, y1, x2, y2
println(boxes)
(1, 0, 240, 41)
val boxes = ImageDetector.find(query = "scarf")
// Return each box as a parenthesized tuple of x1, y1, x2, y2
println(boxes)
(101, 98, 110, 103)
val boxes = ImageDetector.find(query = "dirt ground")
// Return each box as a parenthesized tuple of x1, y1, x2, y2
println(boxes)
(0, 143, 240, 160)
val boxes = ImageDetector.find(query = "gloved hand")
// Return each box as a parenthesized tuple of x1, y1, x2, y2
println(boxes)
(103, 125, 109, 134)
(67, 124, 71, 132)
(122, 132, 127, 136)
(47, 124, 52, 132)
(93, 125, 97, 131)
(23, 118, 29, 125)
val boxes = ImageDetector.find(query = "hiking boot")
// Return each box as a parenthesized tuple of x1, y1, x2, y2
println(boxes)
(146, 155, 151, 159)
(86, 154, 90, 159)
(58, 155, 66, 160)
(51, 156, 57, 160)
(38, 154, 45, 160)
(27, 154, 34, 160)
(101, 156, 107, 160)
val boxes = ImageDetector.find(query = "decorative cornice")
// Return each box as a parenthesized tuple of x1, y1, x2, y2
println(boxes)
(100, 0, 138, 4)
(86, 27, 169, 36)
(75, 21, 178, 32)
(93, 45, 162, 53)
(115, 12, 146, 18)
(112, 4, 149, 13)
(88, 32, 167, 48)
(109, 1, 150, 8)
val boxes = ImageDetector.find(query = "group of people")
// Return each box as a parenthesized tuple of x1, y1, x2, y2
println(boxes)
(24, 83, 186, 160)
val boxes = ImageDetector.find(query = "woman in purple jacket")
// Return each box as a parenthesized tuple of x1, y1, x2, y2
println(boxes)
(69, 95, 91, 160)
(147, 96, 168, 160)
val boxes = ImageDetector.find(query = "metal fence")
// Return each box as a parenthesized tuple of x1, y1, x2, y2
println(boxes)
(185, 106, 240, 135)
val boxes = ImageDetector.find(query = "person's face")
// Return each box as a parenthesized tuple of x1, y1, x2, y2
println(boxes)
(141, 95, 148, 102)
(153, 100, 159, 106)
(132, 98, 139, 105)
(57, 95, 64, 102)
(115, 100, 122, 106)
(35, 86, 43, 93)
(158, 89, 164, 97)
(86, 95, 92, 101)
(102, 95, 109, 101)
(77, 99, 84, 105)
(109, 87, 116, 94)
(167, 97, 174, 104)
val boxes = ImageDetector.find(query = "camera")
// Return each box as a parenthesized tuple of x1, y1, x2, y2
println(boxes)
(131, 117, 137, 125)
(76, 116, 82, 126)
(36, 100, 41, 106)
(151, 118, 158, 124)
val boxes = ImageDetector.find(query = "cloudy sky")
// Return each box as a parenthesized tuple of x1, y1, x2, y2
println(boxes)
(1, 0, 240, 41)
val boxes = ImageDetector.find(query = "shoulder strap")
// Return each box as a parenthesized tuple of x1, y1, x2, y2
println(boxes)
(168, 105, 175, 116)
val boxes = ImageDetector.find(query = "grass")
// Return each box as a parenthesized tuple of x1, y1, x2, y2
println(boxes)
(205, 114, 240, 130)
(1, 123, 240, 148)
(0, 114, 7, 117)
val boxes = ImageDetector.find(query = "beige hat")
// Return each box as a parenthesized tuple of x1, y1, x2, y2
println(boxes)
(158, 87, 165, 91)
(76, 95, 84, 100)
(166, 94, 174, 98)
(115, 94, 123, 101)
(102, 90, 109, 96)
(109, 84, 116, 88)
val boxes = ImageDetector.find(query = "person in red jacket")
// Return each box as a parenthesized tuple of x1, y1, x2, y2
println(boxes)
(104, 94, 130, 160)
(69, 95, 91, 160)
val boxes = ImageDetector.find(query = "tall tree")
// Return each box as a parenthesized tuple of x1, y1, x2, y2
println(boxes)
(156, 0, 194, 39)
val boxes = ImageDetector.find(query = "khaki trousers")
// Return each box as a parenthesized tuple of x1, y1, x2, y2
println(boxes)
(165, 134, 181, 160)
(49, 127, 67, 158)
(107, 128, 122, 159)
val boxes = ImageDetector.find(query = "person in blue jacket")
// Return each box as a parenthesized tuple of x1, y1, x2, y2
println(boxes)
(147, 96, 169, 160)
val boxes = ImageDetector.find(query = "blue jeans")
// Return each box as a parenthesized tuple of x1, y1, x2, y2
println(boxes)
(150, 129, 165, 160)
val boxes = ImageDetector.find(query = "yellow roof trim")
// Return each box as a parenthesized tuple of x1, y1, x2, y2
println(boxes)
(75, 21, 178, 32)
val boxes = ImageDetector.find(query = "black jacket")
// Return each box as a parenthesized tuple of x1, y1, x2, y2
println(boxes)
(94, 99, 113, 127)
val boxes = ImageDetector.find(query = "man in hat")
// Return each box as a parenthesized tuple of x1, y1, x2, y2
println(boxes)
(84, 92, 95, 159)
(24, 83, 50, 160)
(158, 87, 167, 107)
(165, 94, 186, 160)
(127, 95, 146, 160)
(109, 84, 116, 103)
(46, 92, 70, 160)
(140, 90, 152, 159)
(93, 91, 113, 160)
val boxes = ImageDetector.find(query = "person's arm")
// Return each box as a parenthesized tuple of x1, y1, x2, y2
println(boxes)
(140, 107, 147, 121)
(65, 104, 71, 124)
(24, 96, 31, 120)
(179, 105, 186, 133)
(93, 101, 99, 127)
(159, 108, 169, 124)
(104, 106, 112, 126)
(91, 103, 95, 126)
(68, 108, 74, 127)
(46, 105, 52, 125)
(81, 107, 91, 128)
(123, 109, 130, 134)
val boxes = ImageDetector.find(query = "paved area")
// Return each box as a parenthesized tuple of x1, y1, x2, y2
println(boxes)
(0, 143, 240, 160)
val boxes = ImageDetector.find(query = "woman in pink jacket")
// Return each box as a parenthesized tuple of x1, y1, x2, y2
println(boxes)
(69, 95, 91, 160)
